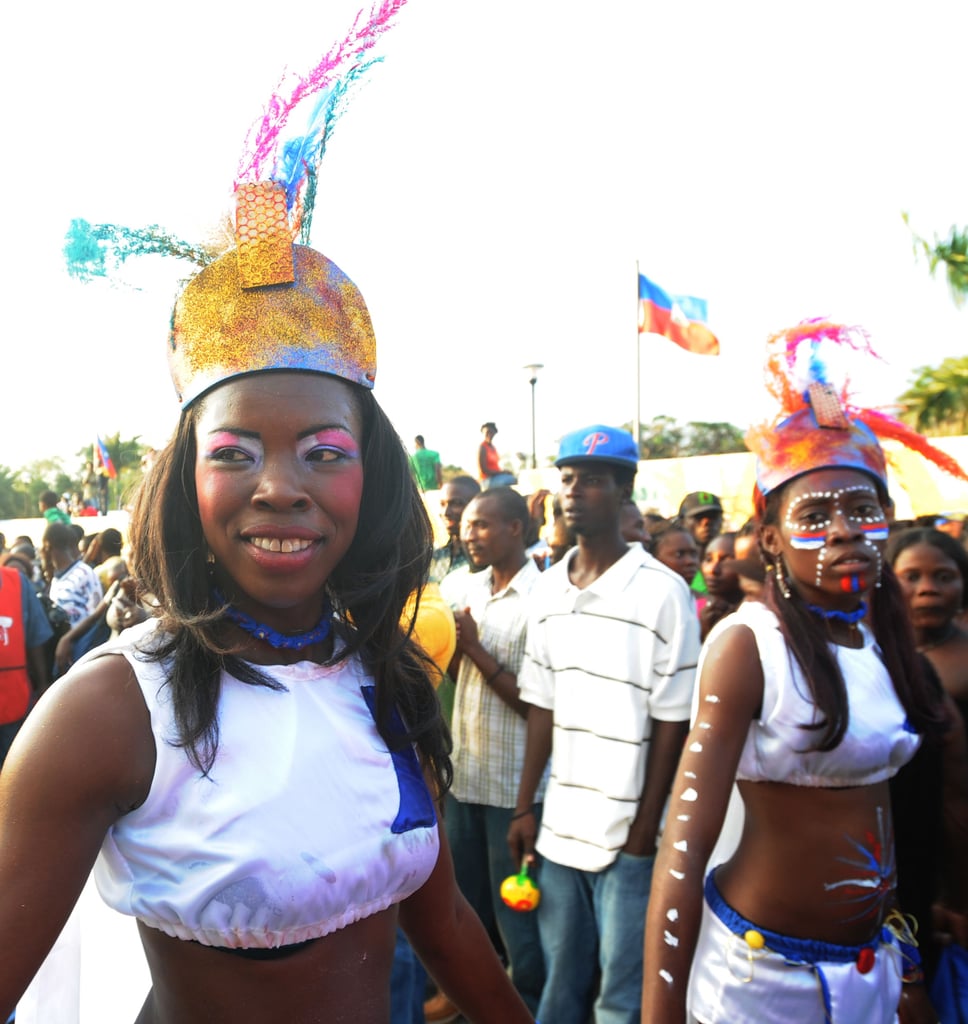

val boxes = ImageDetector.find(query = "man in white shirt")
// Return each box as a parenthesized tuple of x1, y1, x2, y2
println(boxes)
(440, 487, 545, 1014)
(508, 425, 700, 1024)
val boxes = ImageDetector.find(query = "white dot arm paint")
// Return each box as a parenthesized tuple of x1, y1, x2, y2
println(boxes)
(641, 622, 765, 1022)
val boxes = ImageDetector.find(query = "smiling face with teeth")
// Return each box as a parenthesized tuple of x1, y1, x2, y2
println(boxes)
(194, 371, 365, 635)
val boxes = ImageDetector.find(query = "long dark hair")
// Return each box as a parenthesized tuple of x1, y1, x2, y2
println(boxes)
(756, 483, 945, 750)
(129, 379, 452, 790)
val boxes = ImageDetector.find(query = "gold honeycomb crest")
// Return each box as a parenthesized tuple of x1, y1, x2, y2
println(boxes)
(235, 182, 295, 288)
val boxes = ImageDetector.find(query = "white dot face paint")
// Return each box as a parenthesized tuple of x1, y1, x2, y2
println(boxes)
(667, 908, 679, 922)
(681, 787, 698, 802)
(783, 483, 887, 588)
(669, 868, 685, 880)
(673, 840, 688, 852)
(659, 969, 674, 984)
(676, 814, 691, 821)
(664, 930, 680, 947)
(705, 694, 720, 703)
(684, 770, 697, 779)
(689, 741, 703, 752)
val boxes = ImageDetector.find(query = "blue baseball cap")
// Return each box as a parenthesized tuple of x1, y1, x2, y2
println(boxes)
(555, 425, 639, 469)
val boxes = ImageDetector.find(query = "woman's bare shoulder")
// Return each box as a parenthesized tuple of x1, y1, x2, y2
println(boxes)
(703, 619, 762, 671)
(5, 651, 156, 815)
(698, 619, 765, 715)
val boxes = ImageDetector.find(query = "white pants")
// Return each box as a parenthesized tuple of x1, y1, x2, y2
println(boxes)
(687, 876, 902, 1024)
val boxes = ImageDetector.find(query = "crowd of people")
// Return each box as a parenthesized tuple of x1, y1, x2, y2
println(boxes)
(0, 522, 147, 762)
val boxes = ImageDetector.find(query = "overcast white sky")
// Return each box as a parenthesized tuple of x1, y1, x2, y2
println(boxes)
(1, 0, 965, 477)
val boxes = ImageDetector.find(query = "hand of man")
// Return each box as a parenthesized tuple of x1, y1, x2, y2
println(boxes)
(507, 810, 537, 869)
(453, 607, 480, 656)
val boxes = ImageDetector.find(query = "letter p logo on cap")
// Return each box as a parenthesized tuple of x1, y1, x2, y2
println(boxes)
(582, 431, 610, 455)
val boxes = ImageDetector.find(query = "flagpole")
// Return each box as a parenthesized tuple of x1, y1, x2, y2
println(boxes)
(634, 260, 641, 460)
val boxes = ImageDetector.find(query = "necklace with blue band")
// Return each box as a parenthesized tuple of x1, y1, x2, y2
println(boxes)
(213, 588, 333, 650)
(806, 600, 867, 625)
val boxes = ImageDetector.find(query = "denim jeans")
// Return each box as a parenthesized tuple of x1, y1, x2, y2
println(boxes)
(536, 852, 654, 1024)
(444, 794, 545, 1013)
(389, 928, 427, 1024)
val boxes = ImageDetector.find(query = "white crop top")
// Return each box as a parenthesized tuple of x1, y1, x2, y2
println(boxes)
(703, 602, 920, 788)
(89, 620, 439, 949)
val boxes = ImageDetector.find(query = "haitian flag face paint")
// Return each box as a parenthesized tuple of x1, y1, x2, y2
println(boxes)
(861, 522, 889, 543)
(788, 531, 826, 550)
(840, 573, 865, 593)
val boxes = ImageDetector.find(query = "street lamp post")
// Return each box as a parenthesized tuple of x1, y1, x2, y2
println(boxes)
(523, 363, 543, 469)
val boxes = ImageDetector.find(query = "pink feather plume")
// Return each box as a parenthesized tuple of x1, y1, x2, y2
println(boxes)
(236, 0, 407, 186)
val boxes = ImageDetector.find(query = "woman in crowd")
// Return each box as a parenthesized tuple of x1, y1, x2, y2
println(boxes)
(0, 11, 532, 1021)
(83, 527, 128, 593)
(889, 526, 968, 729)
(696, 532, 744, 640)
(643, 320, 954, 1023)
(650, 525, 700, 587)
(0, 262, 532, 1024)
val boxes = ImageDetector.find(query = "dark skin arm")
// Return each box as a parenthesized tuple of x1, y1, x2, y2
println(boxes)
(400, 785, 533, 1022)
(642, 625, 762, 1023)
(624, 718, 689, 855)
(507, 705, 552, 865)
(452, 607, 529, 718)
(0, 654, 154, 1016)
(26, 643, 49, 696)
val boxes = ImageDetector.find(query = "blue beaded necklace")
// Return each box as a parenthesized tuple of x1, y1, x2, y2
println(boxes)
(805, 600, 867, 625)
(213, 589, 333, 650)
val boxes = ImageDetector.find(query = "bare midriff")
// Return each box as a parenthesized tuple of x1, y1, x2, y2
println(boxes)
(135, 906, 397, 1023)
(716, 779, 896, 946)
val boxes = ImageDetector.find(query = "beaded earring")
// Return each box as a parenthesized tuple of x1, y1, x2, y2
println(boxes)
(770, 562, 792, 600)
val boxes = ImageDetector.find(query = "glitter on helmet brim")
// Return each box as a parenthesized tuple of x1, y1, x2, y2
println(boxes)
(169, 244, 376, 408)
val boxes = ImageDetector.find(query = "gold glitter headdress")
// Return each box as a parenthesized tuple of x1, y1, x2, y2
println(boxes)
(66, 2, 408, 408)
(169, 183, 376, 408)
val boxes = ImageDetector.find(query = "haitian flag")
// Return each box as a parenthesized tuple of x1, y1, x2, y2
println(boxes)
(638, 274, 720, 356)
(95, 436, 117, 479)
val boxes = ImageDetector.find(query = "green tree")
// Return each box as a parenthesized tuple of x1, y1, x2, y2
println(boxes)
(0, 434, 152, 523)
(898, 356, 968, 435)
(628, 417, 746, 459)
(635, 416, 686, 459)
(0, 459, 71, 520)
(683, 421, 747, 456)
(0, 466, 24, 519)
(903, 214, 968, 308)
